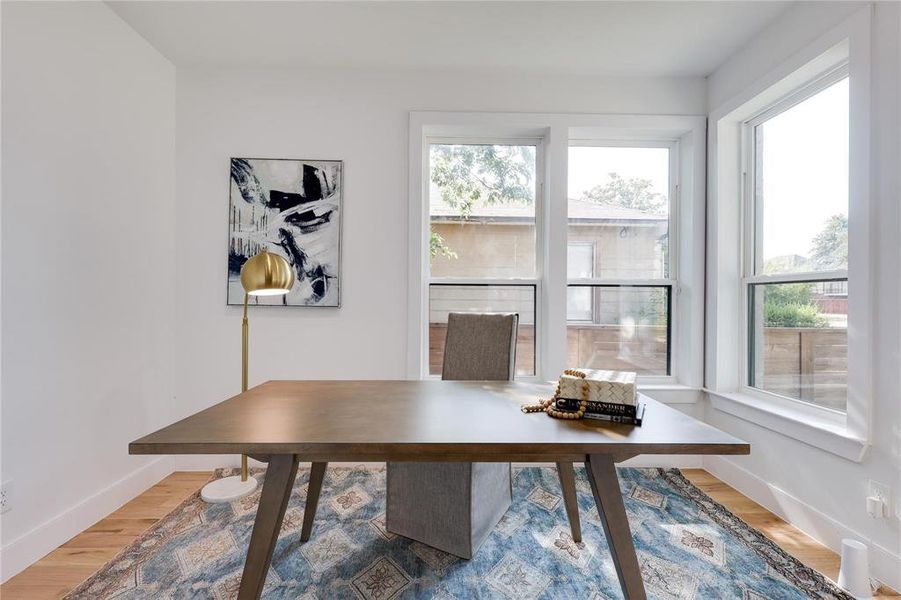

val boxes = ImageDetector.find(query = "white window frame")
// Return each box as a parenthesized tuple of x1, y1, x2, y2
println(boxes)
(739, 66, 850, 419)
(407, 112, 706, 395)
(567, 139, 679, 381)
(706, 8, 872, 461)
(425, 136, 545, 379)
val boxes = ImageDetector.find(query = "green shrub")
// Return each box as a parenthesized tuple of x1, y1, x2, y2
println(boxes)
(764, 302, 827, 328)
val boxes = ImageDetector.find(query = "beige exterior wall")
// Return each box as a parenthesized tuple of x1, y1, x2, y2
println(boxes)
(431, 222, 536, 278)
(430, 221, 665, 280)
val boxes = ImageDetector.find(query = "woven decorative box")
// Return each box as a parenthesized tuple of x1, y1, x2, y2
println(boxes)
(557, 369, 637, 406)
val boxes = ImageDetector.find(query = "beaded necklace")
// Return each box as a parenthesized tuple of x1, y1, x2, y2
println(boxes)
(520, 369, 589, 419)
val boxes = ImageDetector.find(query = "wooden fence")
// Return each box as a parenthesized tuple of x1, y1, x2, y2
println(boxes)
(428, 324, 847, 411)
(429, 324, 536, 376)
(757, 328, 847, 411)
(566, 325, 668, 375)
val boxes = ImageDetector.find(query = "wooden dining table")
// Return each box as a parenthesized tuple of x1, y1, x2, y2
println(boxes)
(130, 380, 749, 600)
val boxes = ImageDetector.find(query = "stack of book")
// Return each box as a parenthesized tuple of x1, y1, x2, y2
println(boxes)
(552, 369, 645, 425)
(554, 397, 646, 425)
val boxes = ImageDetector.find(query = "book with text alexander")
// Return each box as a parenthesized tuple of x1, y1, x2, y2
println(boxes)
(554, 397, 638, 417)
(582, 402, 645, 426)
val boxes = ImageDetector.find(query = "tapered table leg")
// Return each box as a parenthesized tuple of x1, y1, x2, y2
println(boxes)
(556, 461, 582, 543)
(238, 454, 300, 600)
(301, 462, 327, 542)
(585, 454, 646, 600)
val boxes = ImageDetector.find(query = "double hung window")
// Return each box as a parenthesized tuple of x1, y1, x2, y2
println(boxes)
(566, 145, 674, 375)
(743, 69, 850, 412)
(424, 136, 682, 381)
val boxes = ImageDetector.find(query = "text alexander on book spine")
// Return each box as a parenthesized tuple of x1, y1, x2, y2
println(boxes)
(555, 398, 637, 416)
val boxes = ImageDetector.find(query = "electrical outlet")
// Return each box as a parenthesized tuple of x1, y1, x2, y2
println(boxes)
(0, 481, 11, 514)
(868, 480, 891, 518)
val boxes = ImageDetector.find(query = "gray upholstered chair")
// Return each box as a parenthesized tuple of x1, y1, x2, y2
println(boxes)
(385, 312, 518, 558)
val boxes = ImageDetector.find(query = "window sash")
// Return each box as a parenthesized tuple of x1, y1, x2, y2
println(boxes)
(427, 281, 538, 378)
(427, 138, 544, 282)
(740, 66, 852, 411)
(565, 283, 673, 376)
(744, 277, 849, 416)
(567, 140, 678, 282)
(745, 63, 849, 130)
(743, 65, 850, 278)
(564, 142, 680, 381)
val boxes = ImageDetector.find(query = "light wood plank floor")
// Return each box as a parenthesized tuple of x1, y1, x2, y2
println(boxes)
(682, 469, 898, 599)
(1, 472, 211, 599)
(1, 469, 896, 599)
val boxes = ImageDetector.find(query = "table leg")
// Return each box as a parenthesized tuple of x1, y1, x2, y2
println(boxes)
(238, 454, 300, 600)
(585, 454, 646, 600)
(555, 461, 582, 543)
(301, 462, 327, 542)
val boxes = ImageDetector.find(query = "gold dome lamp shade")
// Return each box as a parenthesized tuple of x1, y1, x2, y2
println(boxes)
(201, 250, 295, 504)
(240, 250, 295, 296)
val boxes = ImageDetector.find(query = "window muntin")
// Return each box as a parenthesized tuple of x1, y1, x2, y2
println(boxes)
(567, 145, 674, 376)
(429, 143, 537, 279)
(745, 71, 849, 412)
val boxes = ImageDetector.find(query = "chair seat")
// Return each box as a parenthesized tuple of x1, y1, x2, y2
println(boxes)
(386, 461, 512, 559)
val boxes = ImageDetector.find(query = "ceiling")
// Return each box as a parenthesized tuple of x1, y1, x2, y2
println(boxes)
(108, 1, 793, 76)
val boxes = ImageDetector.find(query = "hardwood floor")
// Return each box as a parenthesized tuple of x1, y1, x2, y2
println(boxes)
(1, 469, 896, 599)
(0, 472, 211, 599)
(682, 469, 899, 600)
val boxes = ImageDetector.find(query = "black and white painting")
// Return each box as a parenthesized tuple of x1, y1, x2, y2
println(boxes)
(228, 157, 342, 306)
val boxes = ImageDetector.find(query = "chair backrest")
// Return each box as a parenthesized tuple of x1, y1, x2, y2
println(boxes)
(441, 312, 519, 381)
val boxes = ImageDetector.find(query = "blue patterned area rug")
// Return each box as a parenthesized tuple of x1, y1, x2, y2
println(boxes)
(67, 466, 851, 600)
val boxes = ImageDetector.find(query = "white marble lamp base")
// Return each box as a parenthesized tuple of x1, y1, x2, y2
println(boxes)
(201, 475, 258, 503)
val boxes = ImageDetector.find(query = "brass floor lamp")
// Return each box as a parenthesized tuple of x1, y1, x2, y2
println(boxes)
(201, 250, 295, 503)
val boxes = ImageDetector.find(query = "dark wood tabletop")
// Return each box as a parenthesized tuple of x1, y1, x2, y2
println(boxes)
(130, 380, 749, 461)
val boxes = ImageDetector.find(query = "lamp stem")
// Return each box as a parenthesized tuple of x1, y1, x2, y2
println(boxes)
(241, 292, 249, 482)
(242, 292, 249, 393)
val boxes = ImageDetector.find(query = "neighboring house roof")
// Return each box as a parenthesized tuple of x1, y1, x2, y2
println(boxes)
(430, 197, 667, 224)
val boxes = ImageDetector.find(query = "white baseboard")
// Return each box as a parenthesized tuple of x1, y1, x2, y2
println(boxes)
(619, 455, 703, 468)
(0, 456, 175, 583)
(704, 456, 901, 592)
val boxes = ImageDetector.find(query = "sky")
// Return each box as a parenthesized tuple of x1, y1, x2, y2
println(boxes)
(758, 77, 849, 265)
(568, 146, 669, 204)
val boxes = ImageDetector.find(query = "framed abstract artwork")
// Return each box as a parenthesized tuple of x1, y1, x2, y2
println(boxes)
(227, 157, 342, 306)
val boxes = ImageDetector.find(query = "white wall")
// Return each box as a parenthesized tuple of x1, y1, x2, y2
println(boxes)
(0, 1, 176, 580)
(704, 2, 901, 588)
(174, 67, 706, 468)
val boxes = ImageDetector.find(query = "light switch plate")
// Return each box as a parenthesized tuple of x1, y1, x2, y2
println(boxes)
(868, 480, 891, 518)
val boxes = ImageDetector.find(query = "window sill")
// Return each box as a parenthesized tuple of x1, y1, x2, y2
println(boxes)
(637, 384, 701, 403)
(705, 390, 868, 462)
